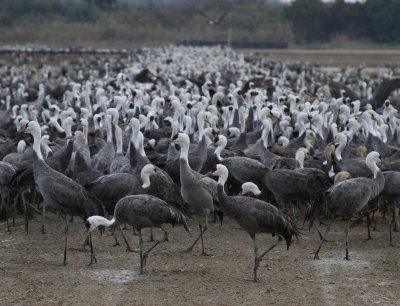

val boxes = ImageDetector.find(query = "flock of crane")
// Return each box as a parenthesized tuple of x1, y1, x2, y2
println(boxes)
(1, 46, 400, 282)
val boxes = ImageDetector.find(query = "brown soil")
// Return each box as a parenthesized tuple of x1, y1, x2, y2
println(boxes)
(247, 49, 400, 67)
(1, 212, 399, 305)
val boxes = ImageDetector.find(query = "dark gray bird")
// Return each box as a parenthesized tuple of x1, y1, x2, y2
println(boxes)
(23, 121, 104, 266)
(378, 171, 400, 246)
(214, 134, 267, 190)
(264, 167, 330, 215)
(309, 151, 384, 260)
(171, 133, 214, 255)
(91, 115, 115, 174)
(209, 164, 299, 282)
(85, 194, 189, 274)
(0, 161, 17, 229)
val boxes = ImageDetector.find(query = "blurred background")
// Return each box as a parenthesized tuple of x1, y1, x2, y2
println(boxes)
(0, 0, 398, 49)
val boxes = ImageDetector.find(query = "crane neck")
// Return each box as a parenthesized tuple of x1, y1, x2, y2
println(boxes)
(32, 127, 44, 161)
(89, 216, 116, 231)
(295, 151, 305, 169)
(367, 160, 380, 179)
(141, 171, 151, 189)
(217, 172, 228, 188)
(115, 127, 123, 155)
(179, 141, 190, 164)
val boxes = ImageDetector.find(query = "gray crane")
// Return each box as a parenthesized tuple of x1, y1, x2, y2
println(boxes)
(171, 133, 215, 255)
(23, 121, 104, 266)
(378, 171, 400, 246)
(85, 194, 189, 274)
(214, 134, 267, 191)
(208, 164, 299, 282)
(309, 151, 384, 260)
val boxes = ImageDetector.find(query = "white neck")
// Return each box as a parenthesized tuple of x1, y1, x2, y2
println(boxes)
(115, 127, 123, 154)
(214, 139, 226, 161)
(141, 170, 151, 189)
(366, 159, 379, 179)
(179, 141, 190, 163)
(89, 216, 115, 231)
(64, 122, 73, 138)
(137, 132, 146, 157)
(41, 140, 52, 158)
(82, 125, 88, 144)
(335, 136, 346, 161)
(105, 117, 113, 143)
(217, 171, 228, 187)
(295, 151, 305, 169)
(32, 127, 44, 161)
(244, 182, 261, 196)
(50, 117, 65, 133)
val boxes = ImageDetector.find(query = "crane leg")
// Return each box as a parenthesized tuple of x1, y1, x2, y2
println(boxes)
(117, 226, 137, 252)
(389, 204, 394, 247)
(21, 192, 29, 234)
(199, 223, 210, 256)
(250, 234, 259, 282)
(184, 222, 207, 254)
(142, 240, 161, 267)
(87, 232, 97, 266)
(252, 236, 283, 282)
(142, 227, 169, 267)
(366, 213, 372, 240)
(393, 206, 399, 232)
(138, 229, 144, 274)
(149, 228, 154, 242)
(3, 196, 11, 232)
(41, 203, 46, 235)
(162, 228, 169, 242)
(389, 216, 393, 247)
(63, 212, 68, 266)
(12, 194, 18, 226)
(313, 220, 332, 260)
(112, 229, 120, 246)
(344, 219, 350, 260)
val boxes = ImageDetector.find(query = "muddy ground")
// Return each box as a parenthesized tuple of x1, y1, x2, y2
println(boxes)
(1, 211, 399, 306)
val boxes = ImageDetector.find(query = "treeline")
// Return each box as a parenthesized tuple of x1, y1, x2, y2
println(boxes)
(0, 0, 400, 46)
(286, 0, 400, 44)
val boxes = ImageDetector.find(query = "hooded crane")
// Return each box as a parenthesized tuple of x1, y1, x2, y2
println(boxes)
(22, 121, 104, 266)
(309, 151, 384, 260)
(171, 133, 215, 255)
(85, 194, 189, 274)
(208, 164, 299, 282)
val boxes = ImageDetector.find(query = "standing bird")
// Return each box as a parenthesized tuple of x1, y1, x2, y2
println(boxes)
(85, 194, 189, 274)
(171, 133, 215, 255)
(209, 164, 299, 282)
(377, 171, 400, 246)
(309, 151, 384, 260)
(22, 121, 104, 266)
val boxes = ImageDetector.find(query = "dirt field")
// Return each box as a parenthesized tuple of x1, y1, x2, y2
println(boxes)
(1, 48, 400, 305)
(1, 212, 399, 306)
(248, 49, 400, 67)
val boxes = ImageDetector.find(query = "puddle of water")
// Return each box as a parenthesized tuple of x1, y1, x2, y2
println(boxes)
(311, 254, 370, 275)
(84, 269, 140, 284)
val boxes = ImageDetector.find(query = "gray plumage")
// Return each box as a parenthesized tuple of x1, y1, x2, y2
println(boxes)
(86, 173, 140, 215)
(264, 168, 330, 214)
(25, 121, 104, 265)
(172, 133, 215, 255)
(211, 164, 299, 281)
(309, 151, 384, 260)
(377, 171, 400, 245)
(86, 194, 189, 274)
(104, 195, 189, 231)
